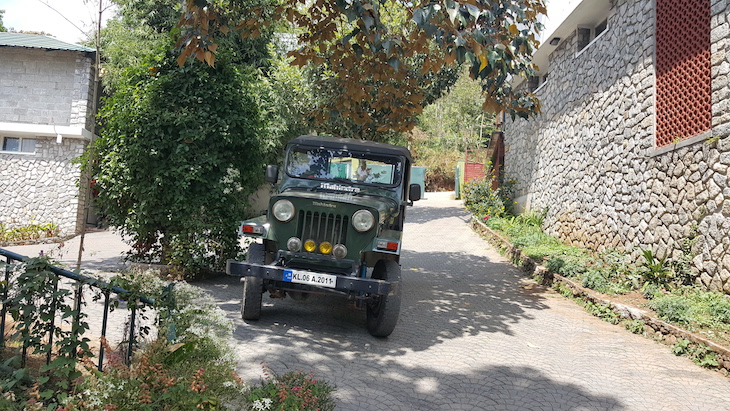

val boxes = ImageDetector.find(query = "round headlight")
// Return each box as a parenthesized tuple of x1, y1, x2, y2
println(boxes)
(332, 244, 348, 259)
(352, 209, 375, 232)
(287, 237, 302, 252)
(272, 199, 295, 222)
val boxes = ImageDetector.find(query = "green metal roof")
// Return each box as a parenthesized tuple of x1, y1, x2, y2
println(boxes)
(0, 32, 94, 52)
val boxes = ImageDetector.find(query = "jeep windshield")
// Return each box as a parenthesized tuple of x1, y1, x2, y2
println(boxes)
(286, 147, 403, 187)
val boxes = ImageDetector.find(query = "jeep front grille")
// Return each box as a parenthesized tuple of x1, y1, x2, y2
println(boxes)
(298, 211, 348, 250)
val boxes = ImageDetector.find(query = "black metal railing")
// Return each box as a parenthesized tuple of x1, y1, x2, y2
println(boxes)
(0, 248, 155, 371)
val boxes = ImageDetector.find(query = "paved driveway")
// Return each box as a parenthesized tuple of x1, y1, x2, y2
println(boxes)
(197, 193, 730, 410)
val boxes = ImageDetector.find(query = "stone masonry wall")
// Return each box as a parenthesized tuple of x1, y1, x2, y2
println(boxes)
(0, 47, 94, 128)
(0, 138, 86, 236)
(504, 0, 730, 292)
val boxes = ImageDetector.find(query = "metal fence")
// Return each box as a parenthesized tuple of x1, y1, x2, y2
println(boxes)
(0, 248, 156, 371)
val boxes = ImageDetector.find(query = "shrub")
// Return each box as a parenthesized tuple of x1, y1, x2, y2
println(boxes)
(245, 367, 336, 411)
(0, 268, 337, 410)
(462, 177, 514, 219)
(582, 270, 609, 291)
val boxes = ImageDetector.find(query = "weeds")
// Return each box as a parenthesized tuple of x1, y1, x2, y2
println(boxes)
(624, 319, 645, 335)
(672, 339, 718, 368)
(583, 300, 621, 325)
(0, 222, 59, 244)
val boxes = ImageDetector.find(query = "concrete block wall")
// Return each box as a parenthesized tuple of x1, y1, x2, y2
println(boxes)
(503, 0, 730, 292)
(0, 47, 94, 128)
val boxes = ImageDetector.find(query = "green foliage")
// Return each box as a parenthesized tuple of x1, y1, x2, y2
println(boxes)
(649, 295, 692, 324)
(553, 282, 574, 299)
(581, 270, 609, 292)
(407, 65, 496, 190)
(64, 271, 244, 410)
(462, 177, 514, 219)
(672, 338, 691, 355)
(258, 49, 316, 148)
(0, 266, 336, 410)
(94, 43, 272, 276)
(245, 368, 336, 411)
(178, 0, 545, 128)
(641, 283, 662, 300)
(671, 339, 718, 368)
(639, 248, 672, 287)
(418, 66, 494, 150)
(100, 0, 274, 92)
(0, 257, 92, 409)
(0, 9, 7, 32)
(0, 222, 59, 244)
(624, 319, 645, 335)
(583, 300, 621, 325)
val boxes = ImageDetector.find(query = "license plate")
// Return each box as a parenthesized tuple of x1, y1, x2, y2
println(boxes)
(283, 269, 337, 288)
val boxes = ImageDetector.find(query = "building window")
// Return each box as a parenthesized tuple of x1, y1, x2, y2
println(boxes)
(1, 137, 36, 153)
(577, 18, 609, 52)
(655, 0, 711, 147)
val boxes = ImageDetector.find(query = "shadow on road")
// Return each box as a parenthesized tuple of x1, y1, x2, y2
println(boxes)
(193, 196, 627, 409)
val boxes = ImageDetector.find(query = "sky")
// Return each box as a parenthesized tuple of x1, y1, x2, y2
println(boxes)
(0, 0, 117, 45)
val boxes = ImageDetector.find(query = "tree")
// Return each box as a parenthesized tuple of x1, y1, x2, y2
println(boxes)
(173, 0, 545, 139)
(0, 10, 7, 32)
(419, 65, 494, 151)
(94, 45, 272, 274)
(91, 0, 288, 275)
(100, 0, 273, 91)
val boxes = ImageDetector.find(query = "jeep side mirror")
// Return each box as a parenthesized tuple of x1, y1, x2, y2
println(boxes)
(409, 183, 422, 203)
(265, 165, 279, 184)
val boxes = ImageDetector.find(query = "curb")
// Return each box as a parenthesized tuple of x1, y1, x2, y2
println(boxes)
(469, 217, 730, 374)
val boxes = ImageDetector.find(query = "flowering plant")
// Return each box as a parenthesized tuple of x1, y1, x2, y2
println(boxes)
(244, 366, 336, 411)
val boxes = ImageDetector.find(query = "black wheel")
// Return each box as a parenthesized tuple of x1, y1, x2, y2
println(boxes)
(366, 260, 401, 337)
(242, 243, 265, 320)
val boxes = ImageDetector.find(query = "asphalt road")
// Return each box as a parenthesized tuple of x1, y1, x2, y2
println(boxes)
(196, 192, 730, 410)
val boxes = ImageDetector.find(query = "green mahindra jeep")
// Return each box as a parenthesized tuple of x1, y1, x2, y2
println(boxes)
(226, 135, 421, 337)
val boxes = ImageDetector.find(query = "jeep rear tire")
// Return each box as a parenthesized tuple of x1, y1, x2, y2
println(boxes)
(366, 259, 401, 337)
(242, 243, 265, 320)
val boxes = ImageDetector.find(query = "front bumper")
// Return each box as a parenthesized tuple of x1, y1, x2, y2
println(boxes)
(226, 260, 396, 296)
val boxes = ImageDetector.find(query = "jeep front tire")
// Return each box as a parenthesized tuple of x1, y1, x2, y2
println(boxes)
(242, 243, 265, 320)
(366, 259, 401, 337)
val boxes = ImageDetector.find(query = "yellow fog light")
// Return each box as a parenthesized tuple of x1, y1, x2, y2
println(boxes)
(304, 239, 317, 253)
(319, 241, 333, 255)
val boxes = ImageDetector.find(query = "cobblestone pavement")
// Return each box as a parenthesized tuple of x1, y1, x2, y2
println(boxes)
(196, 192, 730, 410)
(6, 195, 730, 410)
